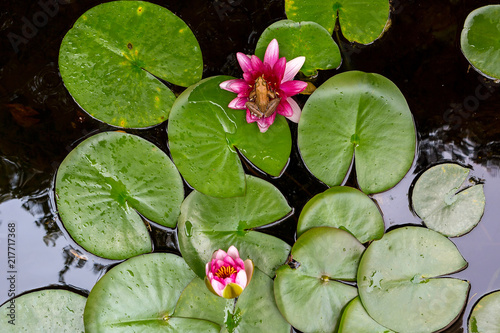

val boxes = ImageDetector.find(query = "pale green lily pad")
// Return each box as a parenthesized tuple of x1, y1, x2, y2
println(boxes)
(461, 5, 500, 80)
(0, 289, 86, 332)
(297, 186, 384, 243)
(178, 175, 291, 278)
(274, 227, 363, 332)
(55, 131, 184, 260)
(338, 297, 395, 333)
(175, 269, 291, 333)
(469, 290, 500, 333)
(255, 20, 341, 77)
(59, 1, 202, 128)
(285, 0, 390, 44)
(84, 253, 220, 332)
(357, 226, 469, 333)
(168, 76, 292, 198)
(412, 163, 485, 237)
(298, 71, 416, 194)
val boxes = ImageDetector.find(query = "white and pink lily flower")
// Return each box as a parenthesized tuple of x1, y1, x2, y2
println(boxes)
(220, 39, 307, 133)
(205, 245, 254, 299)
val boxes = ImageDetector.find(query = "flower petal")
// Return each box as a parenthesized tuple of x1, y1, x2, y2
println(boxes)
(223, 255, 236, 267)
(264, 39, 279, 68)
(277, 99, 293, 117)
(227, 246, 240, 260)
(246, 109, 259, 123)
(257, 112, 276, 133)
(213, 249, 227, 261)
(206, 263, 210, 276)
(236, 52, 253, 73)
(251, 55, 265, 74)
(286, 97, 302, 123)
(220, 79, 249, 94)
(273, 57, 287, 83)
(211, 279, 226, 297)
(282, 56, 306, 83)
(244, 259, 254, 287)
(228, 97, 248, 109)
(280, 80, 308, 96)
(234, 269, 247, 289)
(222, 283, 244, 299)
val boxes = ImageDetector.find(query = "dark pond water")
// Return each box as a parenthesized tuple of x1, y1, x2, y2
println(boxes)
(1, 0, 500, 331)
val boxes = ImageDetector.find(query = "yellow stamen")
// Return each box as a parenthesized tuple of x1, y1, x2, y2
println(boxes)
(215, 266, 237, 279)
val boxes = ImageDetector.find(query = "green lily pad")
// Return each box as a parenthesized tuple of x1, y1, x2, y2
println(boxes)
(285, 0, 390, 44)
(55, 131, 184, 260)
(59, 1, 202, 128)
(84, 253, 220, 332)
(175, 269, 291, 333)
(357, 226, 470, 333)
(274, 227, 363, 332)
(412, 163, 485, 237)
(298, 71, 416, 194)
(297, 186, 384, 243)
(255, 20, 341, 77)
(168, 76, 292, 197)
(178, 175, 292, 278)
(461, 5, 500, 80)
(469, 290, 500, 333)
(0, 289, 86, 332)
(338, 297, 395, 333)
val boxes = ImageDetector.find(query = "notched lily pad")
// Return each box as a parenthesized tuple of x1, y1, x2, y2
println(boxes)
(297, 186, 384, 243)
(175, 269, 291, 333)
(0, 289, 86, 332)
(338, 296, 395, 333)
(168, 76, 292, 198)
(55, 131, 184, 260)
(469, 290, 500, 333)
(274, 227, 364, 332)
(84, 253, 220, 332)
(255, 20, 341, 77)
(357, 226, 469, 333)
(178, 175, 292, 278)
(59, 1, 203, 128)
(298, 71, 416, 194)
(412, 163, 485, 237)
(285, 0, 390, 44)
(461, 5, 500, 80)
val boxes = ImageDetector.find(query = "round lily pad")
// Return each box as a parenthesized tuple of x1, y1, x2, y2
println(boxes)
(274, 227, 363, 332)
(357, 226, 470, 333)
(298, 71, 416, 194)
(461, 5, 500, 80)
(59, 1, 203, 128)
(255, 20, 341, 77)
(178, 175, 292, 278)
(55, 131, 184, 260)
(338, 297, 395, 333)
(412, 163, 485, 237)
(469, 290, 500, 333)
(285, 0, 390, 44)
(84, 253, 220, 332)
(175, 269, 291, 333)
(168, 76, 292, 197)
(297, 186, 384, 243)
(0, 289, 86, 332)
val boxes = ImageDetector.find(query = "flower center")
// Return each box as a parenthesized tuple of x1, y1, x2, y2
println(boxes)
(215, 265, 237, 279)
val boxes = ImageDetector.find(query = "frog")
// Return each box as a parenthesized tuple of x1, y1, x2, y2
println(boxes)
(245, 76, 281, 118)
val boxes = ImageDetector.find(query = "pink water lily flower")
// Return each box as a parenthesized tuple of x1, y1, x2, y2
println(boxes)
(205, 246, 254, 299)
(220, 39, 307, 133)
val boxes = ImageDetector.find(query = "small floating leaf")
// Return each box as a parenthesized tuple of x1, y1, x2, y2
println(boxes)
(255, 20, 341, 77)
(461, 5, 500, 80)
(84, 253, 220, 332)
(274, 227, 364, 332)
(357, 226, 469, 333)
(59, 1, 203, 128)
(469, 290, 500, 333)
(56, 131, 184, 259)
(412, 163, 485, 237)
(168, 76, 291, 197)
(175, 269, 291, 332)
(297, 186, 384, 243)
(0, 289, 86, 332)
(285, 0, 390, 44)
(338, 296, 395, 333)
(177, 175, 292, 278)
(298, 71, 416, 194)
